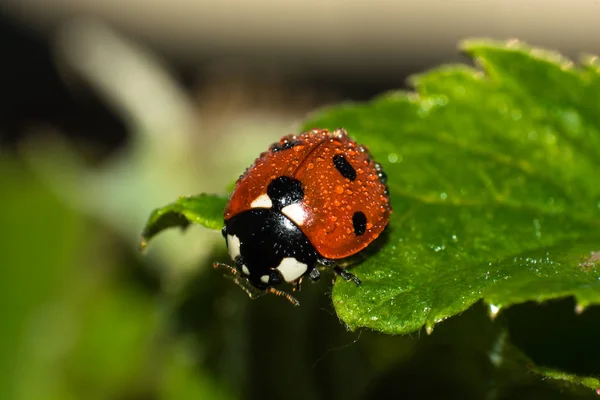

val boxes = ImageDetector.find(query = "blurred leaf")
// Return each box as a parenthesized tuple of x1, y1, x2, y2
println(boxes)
(0, 153, 234, 399)
(65, 284, 161, 397)
(159, 341, 233, 400)
(141, 194, 228, 247)
(0, 155, 85, 400)
(301, 39, 600, 335)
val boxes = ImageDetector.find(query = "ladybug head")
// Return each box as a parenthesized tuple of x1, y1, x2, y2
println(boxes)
(219, 208, 320, 305)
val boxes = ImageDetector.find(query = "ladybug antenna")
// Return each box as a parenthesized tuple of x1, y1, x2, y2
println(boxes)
(213, 262, 263, 300)
(213, 262, 300, 306)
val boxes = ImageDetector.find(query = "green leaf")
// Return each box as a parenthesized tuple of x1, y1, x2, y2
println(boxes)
(141, 194, 228, 248)
(302, 39, 600, 334)
(531, 365, 600, 395)
(141, 39, 600, 341)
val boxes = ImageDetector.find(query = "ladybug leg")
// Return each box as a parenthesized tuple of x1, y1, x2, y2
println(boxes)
(308, 267, 321, 282)
(317, 257, 336, 267)
(213, 261, 237, 275)
(333, 266, 362, 286)
(267, 287, 300, 306)
(317, 258, 361, 286)
(293, 277, 303, 292)
(232, 277, 264, 300)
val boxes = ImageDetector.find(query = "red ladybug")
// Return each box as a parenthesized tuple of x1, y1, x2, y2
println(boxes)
(215, 128, 391, 305)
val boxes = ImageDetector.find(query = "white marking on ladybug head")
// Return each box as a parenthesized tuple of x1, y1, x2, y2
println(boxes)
(276, 257, 308, 283)
(250, 193, 273, 209)
(281, 203, 307, 226)
(226, 234, 241, 261)
(260, 275, 270, 284)
(242, 265, 251, 276)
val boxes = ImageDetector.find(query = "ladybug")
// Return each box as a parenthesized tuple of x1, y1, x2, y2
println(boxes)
(215, 128, 391, 305)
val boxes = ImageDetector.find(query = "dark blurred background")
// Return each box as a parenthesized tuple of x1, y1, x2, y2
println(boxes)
(2, 2, 600, 400)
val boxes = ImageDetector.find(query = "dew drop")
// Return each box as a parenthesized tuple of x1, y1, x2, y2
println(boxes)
(440, 192, 448, 200)
(425, 325, 434, 335)
(335, 186, 344, 194)
(488, 304, 501, 319)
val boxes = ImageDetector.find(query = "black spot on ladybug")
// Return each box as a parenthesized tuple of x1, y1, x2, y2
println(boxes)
(267, 176, 304, 210)
(352, 211, 367, 236)
(333, 154, 357, 181)
(270, 140, 302, 153)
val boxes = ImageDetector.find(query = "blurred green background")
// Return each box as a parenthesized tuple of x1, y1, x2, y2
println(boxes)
(2, 3, 600, 399)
